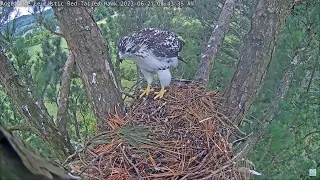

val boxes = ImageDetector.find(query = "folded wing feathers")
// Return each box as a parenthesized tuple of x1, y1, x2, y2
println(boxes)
(132, 28, 184, 59)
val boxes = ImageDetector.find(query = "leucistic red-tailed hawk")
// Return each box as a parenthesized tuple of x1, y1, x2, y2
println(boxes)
(117, 28, 185, 99)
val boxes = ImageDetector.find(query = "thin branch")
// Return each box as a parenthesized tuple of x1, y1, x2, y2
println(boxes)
(57, 51, 75, 136)
(302, 130, 320, 139)
(231, 132, 253, 146)
(0, 50, 73, 160)
(122, 78, 144, 101)
(79, 147, 112, 175)
(62, 150, 79, 167)
(121, 146, 143, 180)
(33, 10, 64, 37)
(7, 126, 31, 132)
(151, 102, 168, 116)
(121, 91, 135, 99)
(264, 130, 320, 169)
(306, 49, 318, 91)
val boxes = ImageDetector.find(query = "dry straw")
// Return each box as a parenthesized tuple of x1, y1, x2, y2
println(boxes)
(69, 82, 251, 180)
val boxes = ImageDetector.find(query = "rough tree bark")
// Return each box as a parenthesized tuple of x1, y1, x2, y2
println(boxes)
(0, 50, 73, 161)
(0, 123, 75, 180)
(53, 5, 123, 129)
(238, 44, 303, 157)
(221, 0, 295, 125)
(194, 0, 236, 83)
(57, 51, 74, 144)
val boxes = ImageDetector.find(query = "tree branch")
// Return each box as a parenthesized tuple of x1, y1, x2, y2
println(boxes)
(0, 49, 74, 161)
(306, 47, 318, 91)
(53, 5, 124, 130)
(33, 10, 64, 37)
(7, 125, 31, 132)
(236, 36, 307, 158)
(57, 51, 74, 140)
(194, 0, 236, 83)
(221, 0, 295, 124)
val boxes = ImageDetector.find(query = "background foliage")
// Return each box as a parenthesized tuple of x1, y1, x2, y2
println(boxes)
(0, 0, 319, 179)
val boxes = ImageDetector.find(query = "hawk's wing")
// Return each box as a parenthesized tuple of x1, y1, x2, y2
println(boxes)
(132, 28, 184, 59)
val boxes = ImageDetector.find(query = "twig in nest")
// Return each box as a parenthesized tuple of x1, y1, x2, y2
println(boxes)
(98, 155, 104, 179)
(199, 117, 213, 123)
(182, 142, 248, 179)
(150, 102, 168, 116)
(197, 144, 250, 180)
(79, 145, 114, 175)
(71, 82, 246, 179)
(230, 144, 249, 162)
(187, 146, 215, 174)
(231, 132, 253, 146)
(131, 78, 144, 93)
(62, 150, 80, 167)
(215, 112, 246, 136)
(172, 78, 193, 83)
(199, 162, 234, 180)
(122, 78, 144, 101)
(121, 90, 136, 99)
(120, 146, 143, 180)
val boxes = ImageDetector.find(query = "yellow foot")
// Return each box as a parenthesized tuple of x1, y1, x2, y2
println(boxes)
(154, 87, 167, 99)
(139, 85, 154, 98)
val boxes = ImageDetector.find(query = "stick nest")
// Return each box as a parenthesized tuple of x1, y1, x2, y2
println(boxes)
(69, 82, 249, 180)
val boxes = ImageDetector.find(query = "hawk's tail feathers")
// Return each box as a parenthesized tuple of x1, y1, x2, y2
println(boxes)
(177, 35, 185, 48)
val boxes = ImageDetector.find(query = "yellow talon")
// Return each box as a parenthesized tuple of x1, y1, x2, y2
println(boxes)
(154, 87, 167, 99)
(139, 84, 154, 98)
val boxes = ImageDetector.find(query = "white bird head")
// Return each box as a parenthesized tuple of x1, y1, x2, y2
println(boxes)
(117, 36, 136, 62)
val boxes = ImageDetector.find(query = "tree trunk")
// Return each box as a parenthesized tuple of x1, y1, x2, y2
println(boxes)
(53, 6, 123, 130)
(57, 51, 74, 145)
(237, 44, 302, 157)
(221, 0, 295, 124)
(0, 50, 73, 161)
(114, 56, 122, 89)
(194, 0, 236, 83)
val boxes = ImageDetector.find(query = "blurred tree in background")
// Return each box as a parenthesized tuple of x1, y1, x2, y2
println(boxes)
(0, 0, 319, 178)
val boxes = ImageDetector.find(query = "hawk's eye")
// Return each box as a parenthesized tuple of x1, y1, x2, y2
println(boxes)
(127, 47, 132, 52)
